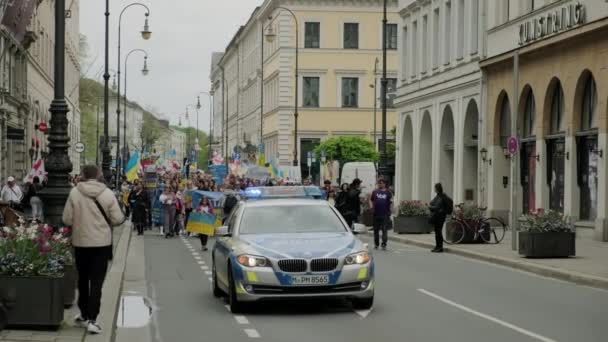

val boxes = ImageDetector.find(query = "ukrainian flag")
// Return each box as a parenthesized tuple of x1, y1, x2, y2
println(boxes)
(186, 211, 221, 236)
(124, 151, 140, 182)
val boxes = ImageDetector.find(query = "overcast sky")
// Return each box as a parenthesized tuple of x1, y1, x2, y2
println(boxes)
(80, 0, 262, 131)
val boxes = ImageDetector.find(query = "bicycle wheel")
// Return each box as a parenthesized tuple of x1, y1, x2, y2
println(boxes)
(480, 217, 506, 244)
(443, 220, 466, 244)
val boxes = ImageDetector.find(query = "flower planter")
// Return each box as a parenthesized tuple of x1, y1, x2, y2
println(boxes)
(446, 220, 489, 244)
(518, 231, 575, 258)
(0, 276, 64, 328)
(394, 216, 432, 234)
(62, 264, 77, 308)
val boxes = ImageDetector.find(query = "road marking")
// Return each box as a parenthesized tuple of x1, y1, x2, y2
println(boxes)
(417, 289, 557, 342)
(197, 261, 205, 265)
(194, 256, 202, 260)
(204, 271, 212, 275)
(244, 329, 260, 338)
(200, 266, 209, 270)
(224, 304, 230, 311)
(234, 315, 249, 324)
(208, 277, 212, 282)
(192, 252, 200, 256)
(354, 308, 373, 318)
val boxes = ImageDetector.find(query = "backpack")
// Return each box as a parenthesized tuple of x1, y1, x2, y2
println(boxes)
(443, 195, 454, 215)
(223, 194, 238, 215)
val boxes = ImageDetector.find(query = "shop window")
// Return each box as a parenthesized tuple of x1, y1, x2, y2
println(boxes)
(499, 95, 511, 147)
(550, 81, 565, 134)
(578, 74, 598, 221)
(581, 75, 597, 131)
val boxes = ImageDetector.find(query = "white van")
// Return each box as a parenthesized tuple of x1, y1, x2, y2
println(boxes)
(341, 162, 377, 195)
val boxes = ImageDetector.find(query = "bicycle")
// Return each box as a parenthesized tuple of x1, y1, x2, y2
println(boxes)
(442, 203, 507, 244)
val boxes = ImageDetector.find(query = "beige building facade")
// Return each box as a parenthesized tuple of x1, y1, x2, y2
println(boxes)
(211, 0, 398, 183)
(482, 0, 608, 241)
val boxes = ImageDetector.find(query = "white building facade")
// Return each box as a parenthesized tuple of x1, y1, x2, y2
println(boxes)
(396, 0, 486, 204)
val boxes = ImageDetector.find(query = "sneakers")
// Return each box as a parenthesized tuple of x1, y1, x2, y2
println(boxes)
(87, 321, 102, 334)
(202, 246, 208, 252)
(381, 245, 387, 250)
(431, 247, 444, 253)
(74, 315, 88, 328)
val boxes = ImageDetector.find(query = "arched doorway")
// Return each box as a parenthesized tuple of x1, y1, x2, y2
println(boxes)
(545, 79, 566, 213)
(575, 71, 598, 221)
(401, 116, 414, 200)
(419, 112, 433, 201)
(440, 106, 455, 197)
(520, 86, 536, 214)
(463, 100, 479, 203)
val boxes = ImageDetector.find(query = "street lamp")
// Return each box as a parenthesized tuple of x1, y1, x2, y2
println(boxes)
(378, 0, 389, 181)
(372, 57, 379, 150)
(95, 68, 116, 166)
(38, 0, 73, 226)
(197, 91, 214, 166)
(265, 7, 299, 167)
(115, 2, 151, 188)
(123, 49, 149, 176)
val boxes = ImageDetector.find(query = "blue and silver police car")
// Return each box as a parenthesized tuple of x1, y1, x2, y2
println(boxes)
(212, 187, 374, 313)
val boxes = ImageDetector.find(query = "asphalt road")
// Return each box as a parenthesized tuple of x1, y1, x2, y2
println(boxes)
(119, 231, 608, 342)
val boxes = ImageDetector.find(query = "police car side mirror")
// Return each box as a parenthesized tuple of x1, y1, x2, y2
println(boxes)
(352, 223, 367, 235)
(215, 226, 231, 237)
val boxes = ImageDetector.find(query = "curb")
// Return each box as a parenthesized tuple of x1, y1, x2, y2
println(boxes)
(84, 222, 133, 342)
(377, 232, 608, 291)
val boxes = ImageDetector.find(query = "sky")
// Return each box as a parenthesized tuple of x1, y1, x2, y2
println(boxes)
(80, 0, 263, 132)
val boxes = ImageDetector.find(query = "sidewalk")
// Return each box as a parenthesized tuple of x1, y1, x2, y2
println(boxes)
(380, 230, 608, 289)
(1, 222, 131, 342)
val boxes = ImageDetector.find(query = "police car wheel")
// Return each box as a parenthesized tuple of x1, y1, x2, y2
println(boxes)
(228, 266, 245, 313)
(352, 296, 374, 310)
(212, 262, 225, 298)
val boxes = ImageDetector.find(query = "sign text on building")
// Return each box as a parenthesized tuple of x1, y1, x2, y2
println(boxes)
(519, 2, 585, 45)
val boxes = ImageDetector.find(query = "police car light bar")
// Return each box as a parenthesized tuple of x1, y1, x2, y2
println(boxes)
(242, 186, 325, 200)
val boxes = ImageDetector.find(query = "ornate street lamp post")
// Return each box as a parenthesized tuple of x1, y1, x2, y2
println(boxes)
(378, 0, 389, 181)
(39, 0, 72, 226)
(197, 91, 213, 166)
(265, 7, 299, 167)
(123, 49, 149, 173)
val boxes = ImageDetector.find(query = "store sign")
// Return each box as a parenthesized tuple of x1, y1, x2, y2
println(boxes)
(518, 2, 585, 46)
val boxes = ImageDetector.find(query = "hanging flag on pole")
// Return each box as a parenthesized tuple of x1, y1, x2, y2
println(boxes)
(23, 158, 46, 183)
(124, 151, 140, 182)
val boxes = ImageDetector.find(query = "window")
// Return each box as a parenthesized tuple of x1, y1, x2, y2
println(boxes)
(433, 9, 440, 69)
(239, 205, 347, 234)
(550, 82, 565, 134)
(499, 95, 511, 147)
(402, 26, 408, 78)
(386, 23, 398, 49)
(305, 22, 320, 48)
(524, 90, 535, 138)
(581, 75, 597, 131)
(444, 2, 452, 65)
(387, 78, 397, 108)
(457, 0, 465, 59)
(412, 21, 418, 76)
(470, 0, 479, 54)
(303, 77, 320, 108)
(422, 15, 428, 73)
(343, 23, 359, 49)
(341, 77, 358, 108)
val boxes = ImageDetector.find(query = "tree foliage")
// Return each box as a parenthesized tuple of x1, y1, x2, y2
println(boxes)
(314, 136, 379, 163)
(140, 111, 165, 153)
(170, 126, 209, 170)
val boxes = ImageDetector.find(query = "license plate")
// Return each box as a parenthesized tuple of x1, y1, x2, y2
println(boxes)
(291, 275, 329, 285)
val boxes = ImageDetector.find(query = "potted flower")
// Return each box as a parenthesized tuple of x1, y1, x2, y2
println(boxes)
(518, 209, 575, 258)
(0, 224, 71, 328)
(447, 204, 488, 243)
(394, 200, 432, 234)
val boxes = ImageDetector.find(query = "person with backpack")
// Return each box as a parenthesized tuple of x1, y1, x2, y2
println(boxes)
(28, 177, 44, 222)
(429, 183, 453, 253)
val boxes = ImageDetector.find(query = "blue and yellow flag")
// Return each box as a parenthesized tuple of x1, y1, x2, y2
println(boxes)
(125, 151, 140, 182)
(186, 211, 222, 236)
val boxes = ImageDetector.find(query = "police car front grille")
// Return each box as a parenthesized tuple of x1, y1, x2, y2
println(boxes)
(278, 259, 307, 273)
(310, 258, 339, 272)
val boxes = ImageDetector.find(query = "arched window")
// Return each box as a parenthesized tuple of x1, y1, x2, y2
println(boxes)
(499, 95, 511, 147)
(581, 75, 597, 131)
(523, 91, 535, 138)
(550, 81, 565, 134)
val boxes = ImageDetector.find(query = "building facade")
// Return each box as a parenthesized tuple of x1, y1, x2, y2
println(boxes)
(211, 0, 398, 183)
(0, 0, 81, 181)
(395, 0, 486, 204)
(481, 0, 608, 241)
(106, 96, 144, 163)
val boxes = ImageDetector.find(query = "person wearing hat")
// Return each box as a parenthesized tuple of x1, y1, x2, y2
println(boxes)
(1, 176, 23, 206)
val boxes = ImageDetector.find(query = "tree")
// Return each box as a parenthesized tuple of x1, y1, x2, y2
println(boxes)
(140, 111, 164, 152)
(170, 126, 209, 170)
(314, 136, 379, 163)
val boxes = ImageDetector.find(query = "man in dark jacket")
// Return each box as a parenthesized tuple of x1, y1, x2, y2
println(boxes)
(343, 178, 362, 229)
(429, 183, 449, 253)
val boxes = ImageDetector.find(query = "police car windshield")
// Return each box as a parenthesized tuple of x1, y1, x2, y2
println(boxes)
(239, 204, 347, 235)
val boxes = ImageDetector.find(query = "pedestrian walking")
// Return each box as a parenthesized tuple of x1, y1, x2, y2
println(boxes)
(160, 186, 177, 238)
(369, 179, 392, 250)
(195, 197, 214, 251)
(62, 165, 125, 334)
(343, 179, 362, 229)
(27, 177, 44, 222)
(429, 183, 453, 253)
(129, 182, 149, 235)
(1, 176, 23, 210)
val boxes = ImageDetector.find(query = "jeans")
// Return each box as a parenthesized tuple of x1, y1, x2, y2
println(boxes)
(163, 205, 176, 235)
(30, 196, 43, 221)
(75, 246, 111, 321)
(434, 221, 445, 249)
(373, 216, 388, 247)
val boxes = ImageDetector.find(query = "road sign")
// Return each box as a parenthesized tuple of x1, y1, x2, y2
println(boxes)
(74, 142, 85, 153)
(507, 136, 519, 155)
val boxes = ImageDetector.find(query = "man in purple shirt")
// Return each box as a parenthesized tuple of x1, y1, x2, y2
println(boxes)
(370, 179, 392, 250)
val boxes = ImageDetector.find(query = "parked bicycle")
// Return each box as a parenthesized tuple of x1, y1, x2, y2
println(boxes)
(442, 203, 507, 244)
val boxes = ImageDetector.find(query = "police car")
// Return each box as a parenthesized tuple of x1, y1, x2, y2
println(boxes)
(212, 187, 374, 313)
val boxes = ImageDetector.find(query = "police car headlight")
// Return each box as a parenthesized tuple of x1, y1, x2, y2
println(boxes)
(344, 252, 370, 265)
(237, 254, 270, 268)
